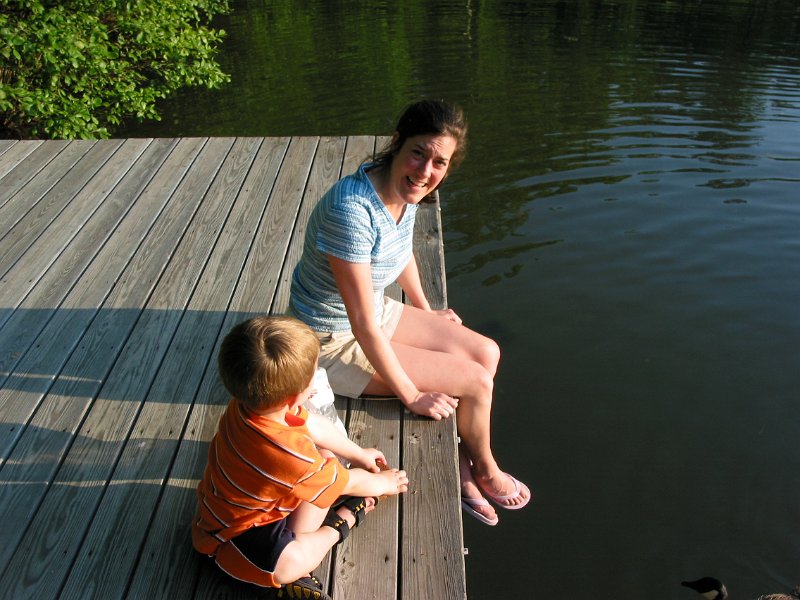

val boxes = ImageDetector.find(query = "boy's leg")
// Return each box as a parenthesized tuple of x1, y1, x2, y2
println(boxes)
(274, 500, 375, 585)
(285, 500, 328, 534)
(217, 518, 295, 589)
(216, 503, 350, 592)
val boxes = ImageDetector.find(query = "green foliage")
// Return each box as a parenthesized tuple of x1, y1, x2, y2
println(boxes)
(0, 0, 230, 138)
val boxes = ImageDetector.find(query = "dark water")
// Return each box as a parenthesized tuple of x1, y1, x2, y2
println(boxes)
(120, 1, 800, 597)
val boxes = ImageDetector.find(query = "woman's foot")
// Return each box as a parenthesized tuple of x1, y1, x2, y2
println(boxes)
(461, 492, 499, 526)
(473, 468, 532, 510)
(459, 452, 498, 525)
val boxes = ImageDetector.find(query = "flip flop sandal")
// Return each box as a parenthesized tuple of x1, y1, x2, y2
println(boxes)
(277, 574, 331, 600)
(478, 472, 532, 510)
(461, 496, 499, 526)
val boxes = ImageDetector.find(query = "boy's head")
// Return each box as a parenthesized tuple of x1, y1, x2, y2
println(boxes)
(217, 316, 320, 412)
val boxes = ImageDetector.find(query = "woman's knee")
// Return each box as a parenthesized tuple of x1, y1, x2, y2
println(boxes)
(463, 362, 494, 402)
(476, 336, 501, 375)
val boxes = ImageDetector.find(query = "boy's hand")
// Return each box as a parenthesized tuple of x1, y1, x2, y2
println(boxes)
(357, 448, 387, 473)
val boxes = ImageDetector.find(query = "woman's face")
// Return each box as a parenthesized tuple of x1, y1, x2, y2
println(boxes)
(385, 133, 457, 206)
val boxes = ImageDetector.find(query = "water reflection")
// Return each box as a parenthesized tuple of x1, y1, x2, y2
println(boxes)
(119, 1, 800, 597)
(448, 239, 562, 284)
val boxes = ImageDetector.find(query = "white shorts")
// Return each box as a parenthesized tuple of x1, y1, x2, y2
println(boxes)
(314, 296, 405, 398)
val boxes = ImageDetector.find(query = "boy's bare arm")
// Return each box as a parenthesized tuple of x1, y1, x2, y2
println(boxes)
(305, 413, 384, 471)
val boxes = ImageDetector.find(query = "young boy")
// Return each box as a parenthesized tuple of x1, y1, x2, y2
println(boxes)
(192, 316, 408, 599)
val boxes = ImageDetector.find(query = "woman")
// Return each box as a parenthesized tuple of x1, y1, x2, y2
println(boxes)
(289, 99, 530, 525)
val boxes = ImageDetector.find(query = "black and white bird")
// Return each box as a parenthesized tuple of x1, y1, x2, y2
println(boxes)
(682, 577, 800, 600)
(682, 577, 729, 600)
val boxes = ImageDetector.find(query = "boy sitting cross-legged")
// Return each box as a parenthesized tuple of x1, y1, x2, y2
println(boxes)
(192, 316, 408, 600)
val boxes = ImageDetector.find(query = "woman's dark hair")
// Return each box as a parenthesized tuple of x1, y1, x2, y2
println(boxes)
(372, 99, 468, 173)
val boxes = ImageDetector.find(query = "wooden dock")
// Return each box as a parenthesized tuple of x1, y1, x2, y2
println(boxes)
(0, 137, 466, 599)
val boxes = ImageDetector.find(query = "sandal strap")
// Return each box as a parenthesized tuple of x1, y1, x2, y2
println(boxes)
(323, 495, 378, 543)
(322, 508, 350, 543)
(331, 495, 375, 527)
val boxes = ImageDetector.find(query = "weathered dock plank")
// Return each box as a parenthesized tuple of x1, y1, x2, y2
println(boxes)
(402, 192, 465, 600)
(0, 137, 466, 600)
(0, 139, 177, 395)
(333, 399, 404, 600)
(5, 139, 243, 599)
(0, 138, 206, 468)
(0, 139, 129, 276)
(0, 138, 236, 598)
(58, 137, 269, 598)
(0, 140, 94, 236)
(0, 141, 212, 574)
(192, 135, 323, 600)
(0, 140, 17, 157)
(0, 140, 51, 206)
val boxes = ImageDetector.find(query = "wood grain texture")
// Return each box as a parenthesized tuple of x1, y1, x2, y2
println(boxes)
(401, 191, 466, 600)
(59, 137, 266, 599)
(0, 138, 234, 598)
(332, 398, 403, 600)
(0, 139, 127, 277)
(0, 140, 57, 209)
(0, 139, 176, 389)
(0, 141, 90, 230)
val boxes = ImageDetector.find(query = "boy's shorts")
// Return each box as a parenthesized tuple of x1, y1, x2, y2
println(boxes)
(315, 296, 405, 398)
(214, 519, 295, 588)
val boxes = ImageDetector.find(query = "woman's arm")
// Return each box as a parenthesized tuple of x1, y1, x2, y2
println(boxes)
(395, 256, 431, 311)
(328, 255, 420, 405)
(328, 255, 458, 420)
(396, 255, 463, 325)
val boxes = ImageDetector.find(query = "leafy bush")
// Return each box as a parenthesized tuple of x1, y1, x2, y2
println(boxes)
(0, 0, 230, 139)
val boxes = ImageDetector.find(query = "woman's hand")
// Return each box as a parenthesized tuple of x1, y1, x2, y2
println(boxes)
(432, 308, 462, 325)
(405, 391, 459, 420)
(356, 448, 388, 473)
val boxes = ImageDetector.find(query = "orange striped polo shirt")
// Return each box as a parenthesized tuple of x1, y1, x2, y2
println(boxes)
(192, 400, 349, 555)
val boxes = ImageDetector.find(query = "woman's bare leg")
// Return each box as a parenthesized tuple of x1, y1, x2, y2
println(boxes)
(458, 448, 498, 523)
(389, 304, 501, 376)
(363, 306, 530, 513)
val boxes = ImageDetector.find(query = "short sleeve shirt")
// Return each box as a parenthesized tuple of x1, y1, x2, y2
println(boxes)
(193, 403, 349, 549)
(289, 163, 417, 332)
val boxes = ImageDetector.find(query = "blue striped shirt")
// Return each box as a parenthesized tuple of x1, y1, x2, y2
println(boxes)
(289, 163, 417, 332)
